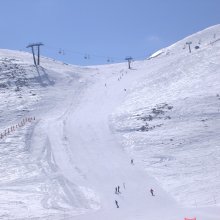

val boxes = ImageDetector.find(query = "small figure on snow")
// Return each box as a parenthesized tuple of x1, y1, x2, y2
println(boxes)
(117, 186, 120, 193)
(150, 188, 155, 196)
(131, 159, 134, 165)
(115, 187, 118, 194)
(115, 200, 119, 208)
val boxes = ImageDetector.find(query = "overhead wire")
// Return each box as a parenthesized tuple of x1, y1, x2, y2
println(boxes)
(25, 43, 147, 64)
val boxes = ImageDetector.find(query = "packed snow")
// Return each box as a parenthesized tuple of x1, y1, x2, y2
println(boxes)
(0, 25, 220, 220)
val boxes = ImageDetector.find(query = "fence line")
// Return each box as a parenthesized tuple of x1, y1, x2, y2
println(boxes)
(0, 117, 36, 139)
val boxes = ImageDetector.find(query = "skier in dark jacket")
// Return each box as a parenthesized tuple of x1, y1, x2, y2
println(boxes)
(150, 188, 155, 196)
(115, 187, 118, 194)
(117, 186, 120, 193)
(115, 200, 119, 208)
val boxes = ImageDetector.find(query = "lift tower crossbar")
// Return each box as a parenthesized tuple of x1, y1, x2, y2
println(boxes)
(125, 56, 133, 69)
(26, 42, 44, 65)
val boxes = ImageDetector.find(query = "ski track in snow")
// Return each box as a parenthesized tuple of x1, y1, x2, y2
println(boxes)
(0, 25, 220, 219)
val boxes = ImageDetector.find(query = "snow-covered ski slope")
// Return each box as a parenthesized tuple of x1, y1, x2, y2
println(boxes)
(0, 24, 219, 220)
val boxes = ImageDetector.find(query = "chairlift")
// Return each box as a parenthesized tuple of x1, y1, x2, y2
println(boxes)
(58, 49, 65, 55)
(84, 54, 90, 59)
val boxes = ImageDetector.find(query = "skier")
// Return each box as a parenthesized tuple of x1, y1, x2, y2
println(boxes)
(117, 186, 120, 193)
(115, 200, 119, 208)
(150, 188, 155, 196)
(131, 159, 134, 165)
(115, 187, 118, 194)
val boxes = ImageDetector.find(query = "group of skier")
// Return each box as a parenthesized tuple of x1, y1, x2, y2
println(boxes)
(115, 188, 155, 208)
(103, 72, 156, 209)
(114, 159, 155, 208)
(115, 185, 120, 194)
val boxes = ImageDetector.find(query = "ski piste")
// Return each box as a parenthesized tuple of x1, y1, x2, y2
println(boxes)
(0, 24, 219, 219)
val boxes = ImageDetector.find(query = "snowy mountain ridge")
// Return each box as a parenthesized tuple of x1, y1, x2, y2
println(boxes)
(149, 24, 220, 59)
(111, 24, 220, 207)
(0, 25, 220, 220)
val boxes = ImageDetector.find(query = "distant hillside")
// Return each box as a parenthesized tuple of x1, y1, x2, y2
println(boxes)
(111, 24, 220, 206)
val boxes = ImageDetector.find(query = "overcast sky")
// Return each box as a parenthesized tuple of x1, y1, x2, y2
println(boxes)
(0, 0, 220, 65)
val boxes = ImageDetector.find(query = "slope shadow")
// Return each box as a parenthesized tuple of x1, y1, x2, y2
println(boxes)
(35, 65, 55, 87)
